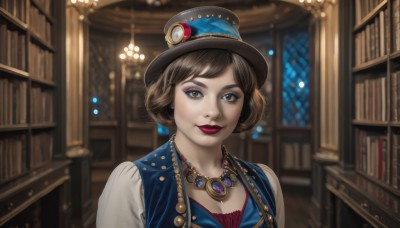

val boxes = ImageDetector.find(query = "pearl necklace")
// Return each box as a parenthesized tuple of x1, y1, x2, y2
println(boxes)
(175, 144, 238, 201)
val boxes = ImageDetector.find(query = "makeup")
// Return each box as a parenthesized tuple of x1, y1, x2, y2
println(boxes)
(197, 125, 222, 134)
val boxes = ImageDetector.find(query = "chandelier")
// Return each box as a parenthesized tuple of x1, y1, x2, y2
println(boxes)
(299, 0, 332, 18)
(119, 23, 145, 65)
(69, 0, 98, 18)
(119, 5, 145, 66)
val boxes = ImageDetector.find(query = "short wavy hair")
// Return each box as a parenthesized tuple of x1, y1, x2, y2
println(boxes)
(145, 49, 265, 133)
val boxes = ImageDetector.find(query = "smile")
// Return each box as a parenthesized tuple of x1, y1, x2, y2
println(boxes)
(197, 125, 223, 135)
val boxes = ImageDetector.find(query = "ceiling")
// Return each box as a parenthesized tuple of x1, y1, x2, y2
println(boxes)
(88, 0, 309, 35)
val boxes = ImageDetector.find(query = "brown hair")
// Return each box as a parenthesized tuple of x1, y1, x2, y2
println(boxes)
(145, 49, 265, 133)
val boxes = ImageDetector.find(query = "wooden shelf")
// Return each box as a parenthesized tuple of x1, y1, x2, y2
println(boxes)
(0, 0, 70, 226)
(389, 50, 400, 61)
(30, 123, 56, 129)
(30, 31, 54, 52)
(353, 0, 387, 32)
(352, 119, 388, 127)
(391, 122, 400, 127)
(127, 122, 154, 129)
(31, 77, 56, 87)
(0, 125, 29, 133)
(0, 8, 28, 31)
(0, 64, 29, 78)
(324, 1, 400, 227)
(326, 166, 400, 227)
(357, 170, 400, 197)
(89, 121, 118, 127)
(352, 55, 387, 73)
(0, 161, 70, 225)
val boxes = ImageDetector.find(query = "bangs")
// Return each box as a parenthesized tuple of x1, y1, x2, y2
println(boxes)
(161, 49, 258, 95)
(165, 49, 234, 84)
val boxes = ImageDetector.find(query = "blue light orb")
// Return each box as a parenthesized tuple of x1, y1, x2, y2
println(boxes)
(92, 97, 98, 103)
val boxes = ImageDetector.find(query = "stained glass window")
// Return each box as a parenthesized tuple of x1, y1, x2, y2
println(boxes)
(89, 35, 116, 121)
(281, 29, 310, 126)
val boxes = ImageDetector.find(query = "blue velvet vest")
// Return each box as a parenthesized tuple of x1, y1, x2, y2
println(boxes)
(134, 140, 277, 227)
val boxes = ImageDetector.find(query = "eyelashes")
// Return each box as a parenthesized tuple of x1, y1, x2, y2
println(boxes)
(222, 93, 240, 103)
(182, 87, 242, 103)
(182, 86, 203, 99)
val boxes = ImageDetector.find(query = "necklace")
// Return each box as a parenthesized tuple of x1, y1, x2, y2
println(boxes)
(175, 143, 238, 201)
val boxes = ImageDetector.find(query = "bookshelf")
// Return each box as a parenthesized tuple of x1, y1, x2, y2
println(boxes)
(0, 0, 69, 226)
(324, 0, 400, 226)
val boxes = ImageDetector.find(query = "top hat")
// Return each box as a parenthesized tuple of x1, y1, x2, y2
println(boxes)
(144, 6, 268, 88)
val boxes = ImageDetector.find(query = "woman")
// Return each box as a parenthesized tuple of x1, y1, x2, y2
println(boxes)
(97, 6, 284, 227)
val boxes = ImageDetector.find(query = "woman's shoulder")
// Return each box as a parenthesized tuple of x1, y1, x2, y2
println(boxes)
(238, 159, 279, 184)
(107, 161, 142, 185)
(255, 163, 279, 184)
(233, 157, 279, 184)
(97, 161, 145, 226)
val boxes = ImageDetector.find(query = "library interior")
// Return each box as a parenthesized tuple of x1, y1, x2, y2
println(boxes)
(0, 0, 399, 227)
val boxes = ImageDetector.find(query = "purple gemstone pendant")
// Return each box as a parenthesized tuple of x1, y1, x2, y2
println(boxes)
(206, 178, 227, 201)
(211, 181, 224, 193)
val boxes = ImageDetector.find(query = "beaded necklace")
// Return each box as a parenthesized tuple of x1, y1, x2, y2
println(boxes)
(175, 144, 238, 201)
(170, 136, 276, 227)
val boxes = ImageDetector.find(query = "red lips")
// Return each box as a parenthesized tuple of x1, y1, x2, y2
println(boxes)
(198, 125, 222, 135)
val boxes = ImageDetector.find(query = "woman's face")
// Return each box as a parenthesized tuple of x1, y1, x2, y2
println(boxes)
(173, 65, 244, 148)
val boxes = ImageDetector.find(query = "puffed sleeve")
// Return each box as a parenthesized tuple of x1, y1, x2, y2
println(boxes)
(257, 163, 285, 228)
(96, 161, 145, 228)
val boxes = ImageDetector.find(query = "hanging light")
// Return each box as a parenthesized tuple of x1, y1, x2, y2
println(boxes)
(119, 24, 145, 65)
(69, 0, 98, 18)
(298, 0, 333, 18)
(119, 6, 145, 66)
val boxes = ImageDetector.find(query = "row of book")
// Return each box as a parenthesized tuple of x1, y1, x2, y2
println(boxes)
(354, 74, 387, 121)
(354, 8, 389, 66)
(281, 142, 311, 170)
(0, 135, 25, 183)
(0, 23, 27, 71)
(33, 0, 52, 17)
(30, 87, 53, 124)
(29, 42, 53, 81)
(30, 132, 53, 169)
(0, 0, 27, 23)
(392, 71, 400, 121)
(0, 78, 27, 126)
(29, 5, 52, 45)
(393, 0, 400, 52)
(354, 0, 384, 24)
(355, 129, 400, 189)
(0, 131, 54, 183)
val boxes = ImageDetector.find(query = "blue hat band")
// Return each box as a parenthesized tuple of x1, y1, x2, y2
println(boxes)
(187, 18, 241, 40)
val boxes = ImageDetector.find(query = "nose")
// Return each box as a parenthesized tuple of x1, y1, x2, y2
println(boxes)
(203, 97, 222, 120)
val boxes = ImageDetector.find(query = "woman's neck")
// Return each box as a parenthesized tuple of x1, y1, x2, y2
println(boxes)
(174, 133, 224, 176)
